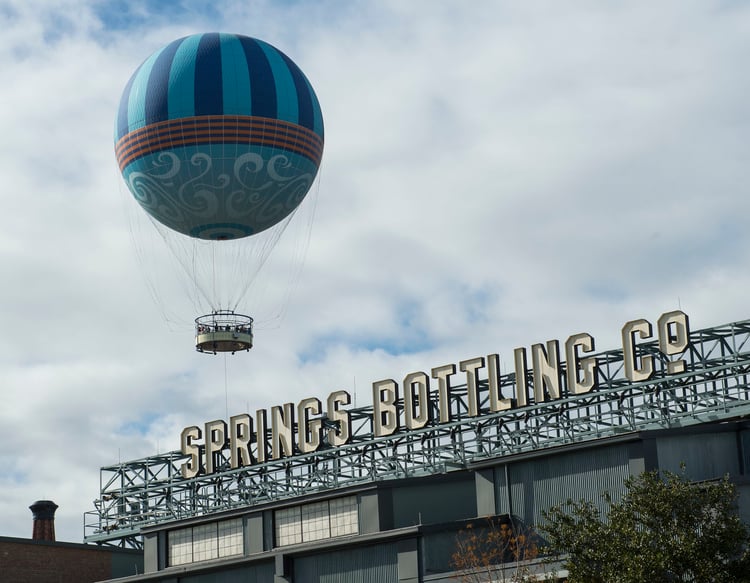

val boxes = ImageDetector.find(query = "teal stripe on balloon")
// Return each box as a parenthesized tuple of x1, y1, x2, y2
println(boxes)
(127, 47, 164, 132)
(168, 34, 201, 119)
(219, 33, 252, 116)
(259, 42, 299, 124)
(115, 73, 136, 140)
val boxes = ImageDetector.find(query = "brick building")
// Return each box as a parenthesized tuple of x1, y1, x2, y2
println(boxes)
(0, 500, 143, 583)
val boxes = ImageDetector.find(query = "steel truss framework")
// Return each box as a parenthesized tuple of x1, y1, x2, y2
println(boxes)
(84, 319, 750, 548)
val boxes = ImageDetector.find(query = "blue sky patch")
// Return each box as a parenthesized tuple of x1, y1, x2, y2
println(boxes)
(298, 327, 436, 364)
(93, 0, 221, 31)
(118, 412, 161, 436)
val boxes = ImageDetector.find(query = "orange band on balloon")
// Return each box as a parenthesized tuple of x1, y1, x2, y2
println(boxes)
(116, 115, 324, 171)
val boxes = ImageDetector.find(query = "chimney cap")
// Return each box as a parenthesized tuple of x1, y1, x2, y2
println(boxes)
(30, 500, 58, 520)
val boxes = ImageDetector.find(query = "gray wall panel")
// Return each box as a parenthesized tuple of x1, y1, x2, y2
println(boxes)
(475, 468, 496, 516)
(502, 443, 631, 527)
(181, 561, 274, 582)
(738, 483, 750, 527)
(741, 429, 750, 474)
(110, 549, 145, 579)
(359, 491, 381, 534)
(294, 541, 399, 583)
(142, 532, 158, 573)
(655, 432, 740, 478)
(247, 513, 264, 554)
(391, 477, 475, 528)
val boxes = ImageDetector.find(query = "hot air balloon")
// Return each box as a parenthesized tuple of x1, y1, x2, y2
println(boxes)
(115, 33, 324, 354)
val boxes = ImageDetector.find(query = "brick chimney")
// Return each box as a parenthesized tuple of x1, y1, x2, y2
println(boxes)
(30, 500, 58, 541)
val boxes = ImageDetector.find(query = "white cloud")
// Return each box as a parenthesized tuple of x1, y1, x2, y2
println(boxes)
(1, 0, 749, 542)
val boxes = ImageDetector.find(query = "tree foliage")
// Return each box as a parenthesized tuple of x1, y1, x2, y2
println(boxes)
(540, 469, 750, 582)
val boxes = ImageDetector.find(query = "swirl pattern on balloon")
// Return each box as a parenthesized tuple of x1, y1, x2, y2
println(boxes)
(125, 146, 315, 239)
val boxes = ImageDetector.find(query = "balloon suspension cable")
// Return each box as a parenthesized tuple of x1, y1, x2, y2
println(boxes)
(224, 353, 229, 421)
(212, 242, 217, 310)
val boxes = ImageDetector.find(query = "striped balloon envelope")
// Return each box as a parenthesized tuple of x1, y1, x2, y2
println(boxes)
(115, 33, 324, 240)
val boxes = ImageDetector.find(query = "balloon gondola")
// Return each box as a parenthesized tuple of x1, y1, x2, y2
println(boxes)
(195, 311, 253, 355)
(114, 33, 324, 353)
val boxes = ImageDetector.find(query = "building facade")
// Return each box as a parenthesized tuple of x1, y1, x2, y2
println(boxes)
(86, 312, 750, 582)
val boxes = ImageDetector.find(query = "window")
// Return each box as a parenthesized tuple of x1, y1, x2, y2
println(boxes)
(275, 506, 302, 546)
(301, 501, 330, 541)
(193, 523, 218, 562)
(275, 496, 358, 547)
(218, 518, 244, 557)
(168, 527, 193, 566)
(168, 517, 244, 566)
(330, 495, 358, 537)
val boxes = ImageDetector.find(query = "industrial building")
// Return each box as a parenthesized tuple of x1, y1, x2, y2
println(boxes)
(84, 312, 750, 582)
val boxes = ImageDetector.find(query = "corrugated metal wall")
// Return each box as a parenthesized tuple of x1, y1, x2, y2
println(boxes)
(655, 431, 740, 478)
(496, 443, 631, 527)
(294, 541, 399, 583)
(179, 561, 274, 582)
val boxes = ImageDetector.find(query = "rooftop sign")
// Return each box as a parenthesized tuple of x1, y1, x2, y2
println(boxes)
(88, 312, 750, 547)
(180, 310, 690, 478)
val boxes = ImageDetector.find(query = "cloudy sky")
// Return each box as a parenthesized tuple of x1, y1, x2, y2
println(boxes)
(2, 0, 750, 543)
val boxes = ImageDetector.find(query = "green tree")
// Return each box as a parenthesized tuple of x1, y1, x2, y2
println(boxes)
(540, 468, 750, 582)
